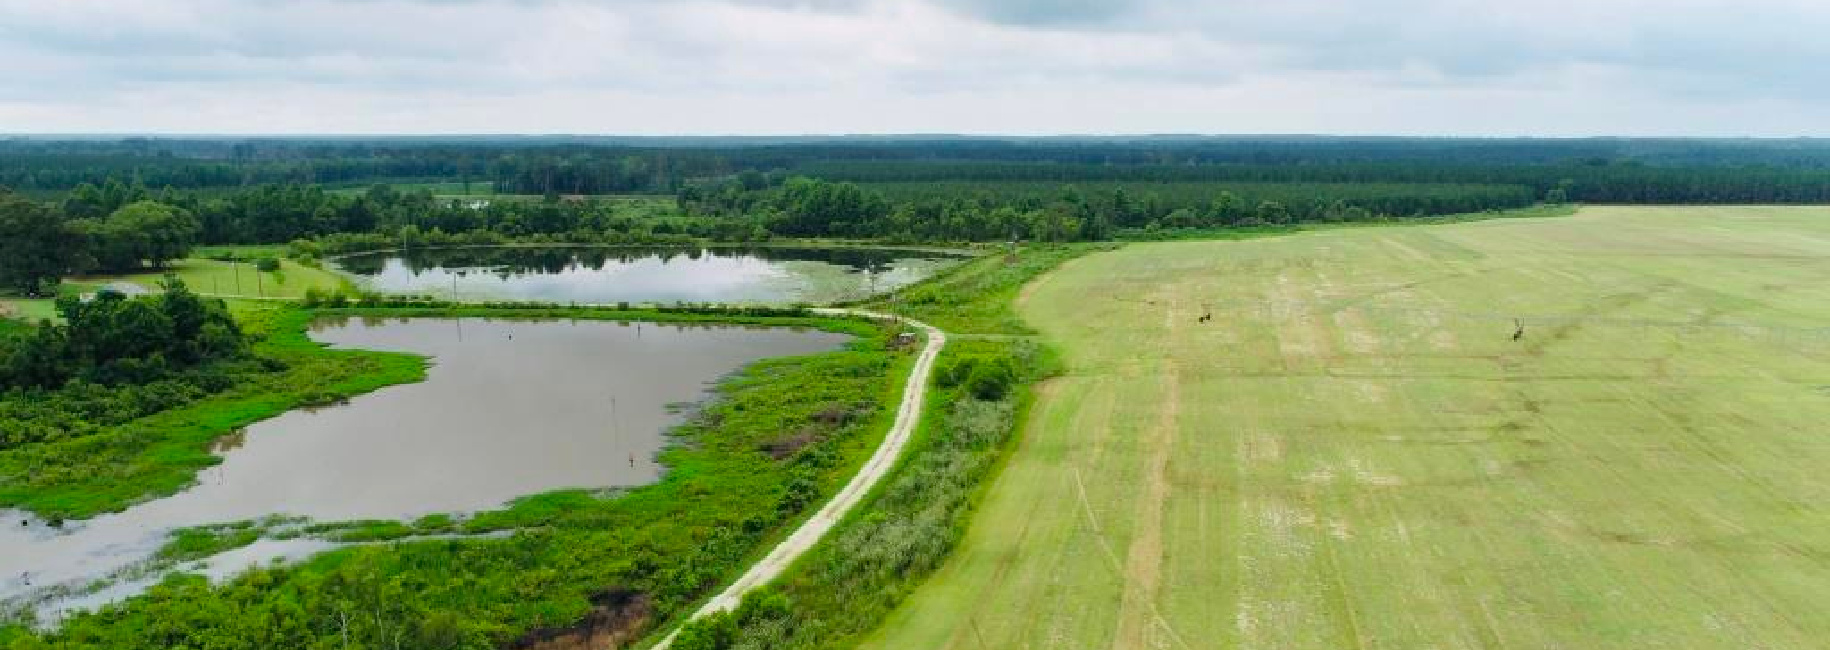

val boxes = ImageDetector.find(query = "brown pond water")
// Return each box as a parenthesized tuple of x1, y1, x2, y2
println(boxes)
(0, 317, 848, 619)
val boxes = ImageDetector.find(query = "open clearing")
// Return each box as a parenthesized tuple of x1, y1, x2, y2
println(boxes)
(2, 256, 347, 324)
(75, 256, 346, 300)
(865, 206, 1830, 649)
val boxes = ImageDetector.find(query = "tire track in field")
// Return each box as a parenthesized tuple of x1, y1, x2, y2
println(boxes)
(1111, 308, 1184, 650)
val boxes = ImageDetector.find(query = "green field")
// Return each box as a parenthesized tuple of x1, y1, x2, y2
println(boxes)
(73, 256, 350, 299)
(866, 206, 1830, 649)
(2, 254, 350, 325)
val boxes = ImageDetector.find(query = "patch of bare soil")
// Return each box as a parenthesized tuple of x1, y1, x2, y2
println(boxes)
(510, 589, 653, 650)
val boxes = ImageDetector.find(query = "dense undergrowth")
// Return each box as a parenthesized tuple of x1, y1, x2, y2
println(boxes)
(667, 245, 1087, 649)
(1, 306, 907, 650)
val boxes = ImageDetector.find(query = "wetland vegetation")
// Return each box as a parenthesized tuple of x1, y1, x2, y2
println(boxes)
(0, 302, 907, 648)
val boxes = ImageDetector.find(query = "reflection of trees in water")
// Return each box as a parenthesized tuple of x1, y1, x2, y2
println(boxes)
(346, 246, 963, 278)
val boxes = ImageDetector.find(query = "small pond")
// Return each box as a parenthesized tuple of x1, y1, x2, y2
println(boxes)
(336, 246, 964, 304)
(0, 317, 848, 619)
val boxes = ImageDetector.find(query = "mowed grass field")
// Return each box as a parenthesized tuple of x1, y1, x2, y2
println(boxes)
(866, 206, 1830, 649)
(71, 255, 349, 299)
(1, 254, 350, 324)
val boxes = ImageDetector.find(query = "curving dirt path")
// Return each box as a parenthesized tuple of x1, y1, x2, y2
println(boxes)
(652, 308, 945, 649)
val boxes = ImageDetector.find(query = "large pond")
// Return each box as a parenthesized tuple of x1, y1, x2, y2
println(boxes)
(0, 317, 848, 618)
(337, 246, 963, 305)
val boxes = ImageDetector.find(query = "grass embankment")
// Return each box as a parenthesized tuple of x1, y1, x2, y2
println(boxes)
(660, 245, 1098, 649)
(868, 205, 1830, 649)
(6, 305, 912, 650)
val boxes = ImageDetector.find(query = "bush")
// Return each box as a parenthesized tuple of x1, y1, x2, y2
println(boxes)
(253, 257, 281, 272)
(963, 356, 1015, 400)
(935, 357, 975, 388)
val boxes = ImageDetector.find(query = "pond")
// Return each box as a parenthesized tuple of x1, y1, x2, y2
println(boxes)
(336, 246, 964, 305)
(0, 317, 849, 619)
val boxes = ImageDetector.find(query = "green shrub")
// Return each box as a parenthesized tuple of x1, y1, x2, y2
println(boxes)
(964, 355, 1015, 400)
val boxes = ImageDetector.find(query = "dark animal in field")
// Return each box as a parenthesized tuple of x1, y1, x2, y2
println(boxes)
(1512, 319, 1525, 341)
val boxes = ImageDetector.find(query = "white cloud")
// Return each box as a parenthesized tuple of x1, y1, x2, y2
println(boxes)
(0, 0, 1823, 134)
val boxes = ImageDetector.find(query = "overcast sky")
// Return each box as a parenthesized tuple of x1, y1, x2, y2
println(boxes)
(2, 0, 1825, 136)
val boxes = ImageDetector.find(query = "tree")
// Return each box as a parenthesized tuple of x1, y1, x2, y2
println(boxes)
(0, 190, 84, 296)
(76, 201, 201, 272)
(965, 355, 1017, 400)
(0, 277, 243, 389)
(110, 200, 200, 268)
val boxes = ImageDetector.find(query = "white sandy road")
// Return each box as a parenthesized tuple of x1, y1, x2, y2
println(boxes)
(652, 308, 945, 648)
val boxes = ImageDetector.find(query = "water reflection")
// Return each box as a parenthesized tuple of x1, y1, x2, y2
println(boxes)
(337, 246, 962, 304)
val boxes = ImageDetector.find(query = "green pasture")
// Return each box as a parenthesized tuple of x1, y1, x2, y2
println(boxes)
(869, 206, 1830, 649)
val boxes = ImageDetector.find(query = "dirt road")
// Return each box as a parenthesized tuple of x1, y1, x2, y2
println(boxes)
(652, 308, 944, 648)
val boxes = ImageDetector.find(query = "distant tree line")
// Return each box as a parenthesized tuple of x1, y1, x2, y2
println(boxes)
(6, 135, 1830, 277)
(9, 136, 1830, 198)
(792, 160, 1830, 204)
(677, 175, 1539, 241)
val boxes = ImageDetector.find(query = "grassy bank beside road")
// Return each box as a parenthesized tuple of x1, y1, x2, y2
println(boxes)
(660, 244, 1092, 649)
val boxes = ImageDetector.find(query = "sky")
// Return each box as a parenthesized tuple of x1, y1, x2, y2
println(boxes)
(1, 0, 1825, 136)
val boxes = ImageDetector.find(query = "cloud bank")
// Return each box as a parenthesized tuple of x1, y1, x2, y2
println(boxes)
(0, 0, 1823, 135)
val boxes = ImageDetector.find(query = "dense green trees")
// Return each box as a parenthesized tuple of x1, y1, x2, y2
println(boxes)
(10, 136, 1830, 196)
(676, 175, 1529, 241)
(75, 200, 202, 271)
(0, 191, 84, 295)
(0, 278, 243, 390)
(8, 137, 1830, 254)
(0, 278, 248, 454)
(0, 189, 200, 295)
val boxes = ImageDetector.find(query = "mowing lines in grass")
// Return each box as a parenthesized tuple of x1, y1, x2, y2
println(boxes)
(867, 206, 1830, 650)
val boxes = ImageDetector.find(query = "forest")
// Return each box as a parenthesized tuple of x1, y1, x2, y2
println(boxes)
(8, 135, 1830, 195)
(1, 136, 1826, 272)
